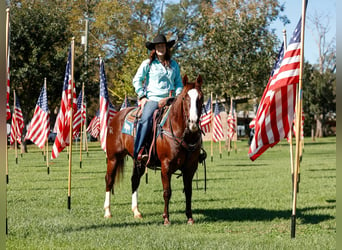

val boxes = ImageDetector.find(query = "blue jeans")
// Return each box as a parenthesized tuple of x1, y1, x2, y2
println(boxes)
(134, 100, 159, 159)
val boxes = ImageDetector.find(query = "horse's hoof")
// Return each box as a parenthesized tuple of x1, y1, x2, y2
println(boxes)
(134, 213, 143, 219)
(163, 219, 171, 226)
(104, 214, 112, 218)
(187, 218, 194, 225)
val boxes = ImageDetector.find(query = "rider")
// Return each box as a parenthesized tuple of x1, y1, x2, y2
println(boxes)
(133, 34, 183, 163)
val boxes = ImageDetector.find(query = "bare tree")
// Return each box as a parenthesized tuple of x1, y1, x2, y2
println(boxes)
(307, 11, 336, 138)
(309, 11, 336, 74)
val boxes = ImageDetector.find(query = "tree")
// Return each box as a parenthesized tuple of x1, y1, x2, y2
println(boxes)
(173, 0, 285, 106)
(304, 11, 336, 138)
(9, 1, 72, 131)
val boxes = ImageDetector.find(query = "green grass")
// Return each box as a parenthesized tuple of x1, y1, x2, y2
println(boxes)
(6, 137, 336, 249)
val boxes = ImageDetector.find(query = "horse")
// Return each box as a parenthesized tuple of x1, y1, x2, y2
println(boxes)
(104, 74, 204, 225)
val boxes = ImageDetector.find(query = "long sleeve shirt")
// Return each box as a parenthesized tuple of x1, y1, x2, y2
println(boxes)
(133, 58, 183, 102)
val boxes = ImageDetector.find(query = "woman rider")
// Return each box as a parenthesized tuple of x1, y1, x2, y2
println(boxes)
(132, 34, 183, 163)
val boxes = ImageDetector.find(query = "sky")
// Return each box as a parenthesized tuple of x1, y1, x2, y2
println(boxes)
(168, 0, 336, 65)
(271, 0, 336, 65)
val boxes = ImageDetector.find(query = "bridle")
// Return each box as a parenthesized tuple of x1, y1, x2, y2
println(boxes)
(160, 88, 203, 152)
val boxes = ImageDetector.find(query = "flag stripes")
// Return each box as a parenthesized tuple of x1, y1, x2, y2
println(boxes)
(87, 110, 100, 138)
(200, 97, 211, 133)
(25, 84, 50, 149)
(249, 17, 302, 161)
(99, 58, 116, 152)
(212, 99, 224, 142)
(10, 92, 24, 145)
(73, 90, 86, 137)
(51, 48, 77, 159)
(227, 109, 236, 140)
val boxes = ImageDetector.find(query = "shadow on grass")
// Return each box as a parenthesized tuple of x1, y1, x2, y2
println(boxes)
(64, 204, 335, 232)
(193, 205, 335, 225)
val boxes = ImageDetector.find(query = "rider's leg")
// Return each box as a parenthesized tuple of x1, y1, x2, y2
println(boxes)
(134, 101, 159, 160)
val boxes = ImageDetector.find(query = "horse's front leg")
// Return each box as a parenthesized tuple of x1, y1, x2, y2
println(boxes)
(182, 166, 197, 225)
(131, 162, 145, 218)
(104, 158, 116, 218)
(161, 164, 172, 225)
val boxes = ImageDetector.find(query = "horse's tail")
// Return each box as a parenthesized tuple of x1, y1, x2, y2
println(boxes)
(114, 156, 125, 185)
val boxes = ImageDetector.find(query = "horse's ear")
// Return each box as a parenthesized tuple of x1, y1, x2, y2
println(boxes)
(196, 75, 203, 88)
(182, 75, 189, 86)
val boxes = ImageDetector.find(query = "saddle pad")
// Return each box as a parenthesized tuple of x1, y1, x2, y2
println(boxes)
(121, 108, 140, 136)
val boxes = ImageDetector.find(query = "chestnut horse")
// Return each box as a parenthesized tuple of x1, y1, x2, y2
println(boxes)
(104, 75, 204, 225)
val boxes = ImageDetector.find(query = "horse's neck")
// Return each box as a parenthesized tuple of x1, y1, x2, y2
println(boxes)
(169, 96, 186, 132)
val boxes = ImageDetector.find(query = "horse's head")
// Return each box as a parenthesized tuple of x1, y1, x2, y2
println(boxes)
(182, 74, 204, 133)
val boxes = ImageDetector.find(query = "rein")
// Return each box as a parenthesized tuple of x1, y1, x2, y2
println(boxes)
(160, 95, 202, 152)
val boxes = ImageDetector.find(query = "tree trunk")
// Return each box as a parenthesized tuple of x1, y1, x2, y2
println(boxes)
(311, 124, 315, 141)
(315, 114, 323, 138)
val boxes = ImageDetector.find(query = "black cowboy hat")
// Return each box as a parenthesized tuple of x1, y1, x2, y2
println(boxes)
(145, 34, 175, 50)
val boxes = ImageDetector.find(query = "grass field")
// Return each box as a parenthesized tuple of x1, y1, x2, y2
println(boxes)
(6, 137, 336, 249)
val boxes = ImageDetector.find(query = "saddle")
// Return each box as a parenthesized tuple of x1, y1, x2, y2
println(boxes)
(122, 97, 175, 167)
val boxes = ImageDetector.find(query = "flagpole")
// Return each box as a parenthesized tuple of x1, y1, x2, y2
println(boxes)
(68, 38, 75, 210)
(6, 8, 9, 184)
(227, 98, 232, 156)
(210, 92, 213, 162)
(84, 105, 89, 157)
(79, 83, 84, 168)
(44, 78, 50, 174)
(291, 0, 307, 238)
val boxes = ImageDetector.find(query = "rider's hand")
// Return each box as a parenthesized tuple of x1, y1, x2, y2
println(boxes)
(139, 97, 148, 109)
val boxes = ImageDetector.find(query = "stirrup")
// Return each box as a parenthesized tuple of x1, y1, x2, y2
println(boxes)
(137, 147, 148, 162)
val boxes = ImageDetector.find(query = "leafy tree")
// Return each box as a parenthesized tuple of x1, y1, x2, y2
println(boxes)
(176, 0, 285, 104)
(9, 1, 72, 125)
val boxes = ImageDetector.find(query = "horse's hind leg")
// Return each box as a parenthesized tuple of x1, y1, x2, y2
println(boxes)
(104, 157, 122, 218)
(131, 163, 145, 218)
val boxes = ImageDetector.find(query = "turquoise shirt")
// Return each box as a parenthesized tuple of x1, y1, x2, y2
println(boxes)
(133, 58, 183, 102)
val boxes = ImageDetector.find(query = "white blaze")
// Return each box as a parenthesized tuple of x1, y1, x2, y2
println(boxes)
(188, 89, 199, 131)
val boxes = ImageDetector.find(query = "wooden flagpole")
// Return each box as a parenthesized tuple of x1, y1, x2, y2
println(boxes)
(291, 0, 307, 238)
(46, 140, 49, 174)
(6, 8, 9, 183)
(210, 92, 213, 162)
(283, 29, 296, 190)
(68, 38, 75, 210)
(79, 83, 84, 168)
(83, 100, 88, 157)
(44, 78, 50, 174)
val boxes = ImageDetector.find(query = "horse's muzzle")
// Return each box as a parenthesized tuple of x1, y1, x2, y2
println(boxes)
(188, 120, 199, 132)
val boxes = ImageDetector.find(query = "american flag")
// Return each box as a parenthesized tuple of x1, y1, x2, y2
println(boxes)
(248, 17, 302, 161)
(6, 44, 11, 121)
(200, 97, 212, 133)
(99, 58, 117, 152)
(87, 110, 100, 138)
(109, 102, 117, 124)
(212, 99, 224, 142)
(10, 92, 24, 145)
(227, 108, 236, 140)
(25, 84, 50, 149)
(51, 48, 77, 159)
(73, 90, 86, 138)
(120, 95, 130, 110)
